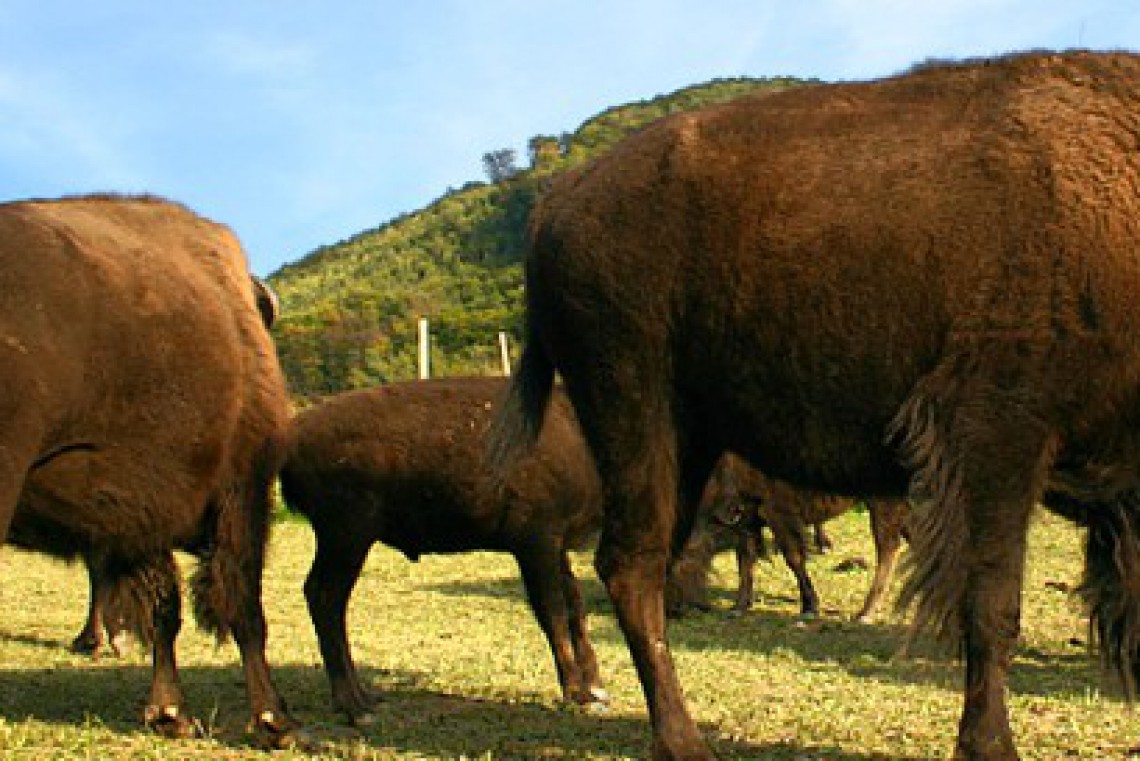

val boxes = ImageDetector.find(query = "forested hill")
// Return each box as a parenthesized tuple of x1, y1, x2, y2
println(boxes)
(268, 75, 814, 397)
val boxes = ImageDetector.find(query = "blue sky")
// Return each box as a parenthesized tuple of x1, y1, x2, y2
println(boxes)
(1, 1, 1136, 276)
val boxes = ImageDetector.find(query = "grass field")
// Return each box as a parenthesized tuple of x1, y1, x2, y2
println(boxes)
(0, 509, 1132, 760)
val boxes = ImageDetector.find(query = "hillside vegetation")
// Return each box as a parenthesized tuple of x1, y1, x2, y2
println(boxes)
(268, 76, 813, 397)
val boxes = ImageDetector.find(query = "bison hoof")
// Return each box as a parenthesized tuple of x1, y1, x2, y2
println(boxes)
(250, 710, 310, 750)
(69, 632, 103, 656)
(108, 631, 130, 656)
(351, 711, 379, 728)
(795, 611, 820, 625)
(144, 704, 201, 739)
(566, 685, 611, 708)
(338, 690, 381, 726)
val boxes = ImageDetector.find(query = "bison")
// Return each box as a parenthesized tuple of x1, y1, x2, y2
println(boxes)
(668, 454, 910, 622)
(0, 194, 298, 743)
(64, 275, 282, 658)
(278, 377, 606, 724)
(490, 51, 1140, 761)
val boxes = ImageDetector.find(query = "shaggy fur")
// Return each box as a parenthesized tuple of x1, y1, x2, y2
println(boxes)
(280, 377, 606, 724)
(0, 194, 296, 742)
(489, 51, 1140, 761)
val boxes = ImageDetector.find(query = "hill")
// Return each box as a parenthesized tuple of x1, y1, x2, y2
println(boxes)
(268, 75, 815, 397)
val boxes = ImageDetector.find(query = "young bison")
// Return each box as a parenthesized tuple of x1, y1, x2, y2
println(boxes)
(490, 51, 1140, 761)
(279, 377, 606, 725)
(669, 455, 910, 623)
(0, 194, 297, 743)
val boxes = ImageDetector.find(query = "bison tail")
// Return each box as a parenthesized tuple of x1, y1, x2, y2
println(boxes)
(191, 472, 274, 642)
(1078, 494, 1140, 700)
(276, 461, 311, 522)
(486, 338, 555, 480)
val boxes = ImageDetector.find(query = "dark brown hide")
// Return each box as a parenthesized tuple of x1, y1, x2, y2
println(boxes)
(279, 377, 605, 724)
(670, 454, 910, 621)
(490, 51, 1140, 761)
(0, 194, 296, 742)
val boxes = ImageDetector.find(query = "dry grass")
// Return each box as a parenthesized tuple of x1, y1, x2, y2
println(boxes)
(0, 509, 1132, 760)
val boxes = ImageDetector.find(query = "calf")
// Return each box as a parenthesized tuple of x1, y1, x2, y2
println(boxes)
(279, 377, 605, 725)
(673, 455, 910, 622)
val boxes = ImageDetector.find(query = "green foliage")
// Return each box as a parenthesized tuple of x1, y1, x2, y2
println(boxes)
(269, 76, 816, 397)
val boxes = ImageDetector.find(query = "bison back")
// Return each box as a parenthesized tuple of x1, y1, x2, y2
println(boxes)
(0, 194, 287, 554)
(526, 52, 1140, 495)
(280, 377, 601, 556)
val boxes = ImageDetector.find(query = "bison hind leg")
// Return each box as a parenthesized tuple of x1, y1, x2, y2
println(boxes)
(890, 369, 1059, 760)
(889, 374, 1056, 643)
(1079, 494, 1140, 699)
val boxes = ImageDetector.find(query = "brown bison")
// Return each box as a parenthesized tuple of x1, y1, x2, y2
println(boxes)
(65, 275, 282, 658)
(0, 194, 297, 743)
(668, 454, 910, 622)
(490, 51, 1140, 761)
(278, 377, 606, 724)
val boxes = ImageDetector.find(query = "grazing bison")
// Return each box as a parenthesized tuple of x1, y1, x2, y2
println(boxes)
(669, 454, 910, 622)
(490, 51, 1140, 760)
(0, 194, 297, 743)
(65, 275, 282, 658)
(278, 377, 606, 724)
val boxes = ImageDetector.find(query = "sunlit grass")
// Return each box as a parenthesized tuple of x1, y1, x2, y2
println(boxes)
(0, 509, 1131, 759)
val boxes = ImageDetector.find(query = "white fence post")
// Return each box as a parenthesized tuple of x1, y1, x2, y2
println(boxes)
(418, 317, 430, 379)
(498, 331, 511, 376)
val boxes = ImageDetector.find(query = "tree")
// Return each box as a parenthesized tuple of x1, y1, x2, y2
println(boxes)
(482, 148, 518, 183)
(528, 135, 562, 169)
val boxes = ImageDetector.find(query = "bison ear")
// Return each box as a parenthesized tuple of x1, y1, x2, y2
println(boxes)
(250, 275, 279, 328)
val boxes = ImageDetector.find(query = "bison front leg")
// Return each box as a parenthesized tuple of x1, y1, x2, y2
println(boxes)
(854, 499, 908, 623)
(895, 382, 1056, 761)
(71, 551, 131, 657)
(71, 554, 112, 656)
(769, 521, 820, 620)
(731, 525, 760, 614)
(517, 543, 606, 706)
(304, 532, 376, 724)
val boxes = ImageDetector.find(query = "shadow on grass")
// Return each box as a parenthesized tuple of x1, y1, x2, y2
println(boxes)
(0, 629, 72, 651)
(0, 659, 933, 760)
(421, 573, 1114, 703)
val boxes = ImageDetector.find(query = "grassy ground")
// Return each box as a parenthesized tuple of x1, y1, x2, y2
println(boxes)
(0, 509, 1132, 760)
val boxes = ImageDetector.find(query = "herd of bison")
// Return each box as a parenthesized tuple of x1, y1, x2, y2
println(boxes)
(2, 50, 1139, 761)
